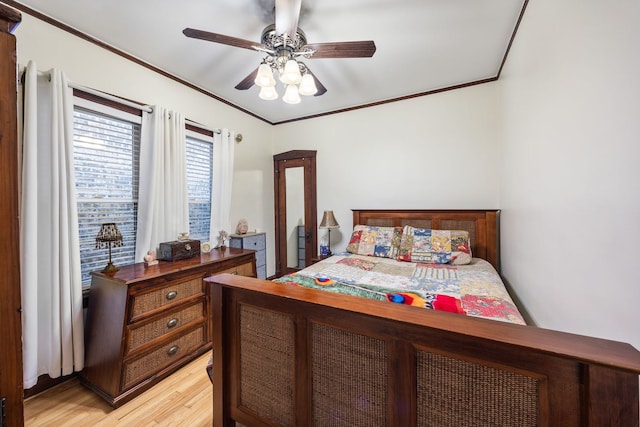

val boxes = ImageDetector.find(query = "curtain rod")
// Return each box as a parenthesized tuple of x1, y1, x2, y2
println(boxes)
(67, 81, 153, 113)
(70, 83, 225, 135)
(24, 68, 153, 114)
(25, 68, 226, 135)
(185, 118, 222, 135)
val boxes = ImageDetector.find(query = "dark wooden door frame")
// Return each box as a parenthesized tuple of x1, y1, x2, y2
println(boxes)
(0, 4, 24, 426)
(273, 150, 317, 278)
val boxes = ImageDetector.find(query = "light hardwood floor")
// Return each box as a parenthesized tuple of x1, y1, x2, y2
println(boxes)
(24, 353, 213, 426)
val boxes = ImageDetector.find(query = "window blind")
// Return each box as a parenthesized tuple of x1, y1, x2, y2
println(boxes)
(73, 106, 140, 287)
(186, 135, 213, 242)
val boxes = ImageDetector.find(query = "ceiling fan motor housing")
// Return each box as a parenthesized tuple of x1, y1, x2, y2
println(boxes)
(261, 24, 307, 51)
(260, 24, 312, 75)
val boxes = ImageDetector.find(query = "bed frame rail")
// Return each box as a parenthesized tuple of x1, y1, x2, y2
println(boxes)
(208, 274, 640, 426)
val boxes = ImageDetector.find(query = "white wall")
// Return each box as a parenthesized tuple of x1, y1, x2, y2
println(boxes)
(273, 83, 502, 251)
(14, 14, 279, 276)
(498, 0, 640, 349)
(14, 3, 640, 352)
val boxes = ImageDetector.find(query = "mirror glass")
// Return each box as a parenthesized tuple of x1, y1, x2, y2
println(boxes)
(285, 167, 305, 269)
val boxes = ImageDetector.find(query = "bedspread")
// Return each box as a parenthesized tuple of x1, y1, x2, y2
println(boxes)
(273, 253, 525, 325)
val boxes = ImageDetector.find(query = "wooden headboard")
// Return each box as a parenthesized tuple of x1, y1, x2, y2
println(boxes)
(352, 209, 500, 272)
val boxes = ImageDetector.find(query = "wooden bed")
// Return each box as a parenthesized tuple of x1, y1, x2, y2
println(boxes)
(206, 209, 640, 426)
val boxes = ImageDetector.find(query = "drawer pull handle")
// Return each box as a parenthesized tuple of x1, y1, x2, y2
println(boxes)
(167, 345, 179, 356)
(166, 291, 178, 300)
(185, 244, 191, 251)
(167, 318, 179, 328)
(231, 271, 238, 275)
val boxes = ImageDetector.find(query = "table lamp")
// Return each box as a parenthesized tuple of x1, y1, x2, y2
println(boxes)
(319, 210, 340, 256)
(96, 222, 123, 273)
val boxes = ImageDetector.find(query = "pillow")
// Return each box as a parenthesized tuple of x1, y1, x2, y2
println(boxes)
(396, 226, 472, 265)
(346, 225, 403, 258)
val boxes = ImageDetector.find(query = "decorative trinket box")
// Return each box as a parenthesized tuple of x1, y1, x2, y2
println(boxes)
(158, 239, 201, 261)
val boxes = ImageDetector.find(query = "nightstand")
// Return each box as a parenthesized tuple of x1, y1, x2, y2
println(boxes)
(229, 232, 267, 279)
(309, 254, 330, 266)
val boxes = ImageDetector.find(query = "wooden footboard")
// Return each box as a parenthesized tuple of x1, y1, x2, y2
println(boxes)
(207, 274, 640, 427)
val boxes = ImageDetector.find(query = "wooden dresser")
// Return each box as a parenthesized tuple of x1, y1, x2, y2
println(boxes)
(80, 248, 256, 407)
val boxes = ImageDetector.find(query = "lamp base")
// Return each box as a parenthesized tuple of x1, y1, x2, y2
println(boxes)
(102, 262, 119, 274)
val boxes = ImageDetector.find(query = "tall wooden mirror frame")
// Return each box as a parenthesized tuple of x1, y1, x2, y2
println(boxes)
(273, 150, 317, 278)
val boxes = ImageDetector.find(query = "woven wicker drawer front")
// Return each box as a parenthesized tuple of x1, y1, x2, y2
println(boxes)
(131, 277, 203, 319)
(311, 322, 387, 426)
(216, 261, 254, 277)
(416, 350, 539, 427)
(127, 301, 205, 352)
(122, 326, 205, 391)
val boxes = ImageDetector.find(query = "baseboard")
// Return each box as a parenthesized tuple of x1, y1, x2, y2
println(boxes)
(24, 372, 77, 399)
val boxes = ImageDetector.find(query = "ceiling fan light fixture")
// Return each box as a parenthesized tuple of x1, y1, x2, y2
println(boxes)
(282, 84, 301, 104)
(255, 63, 276, 87)
(298, 73, 318, 96)
(259, 85, 279, 100)
(280, 59, 302, 85)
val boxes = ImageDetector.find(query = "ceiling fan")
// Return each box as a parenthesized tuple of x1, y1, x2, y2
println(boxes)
(183, 0, 376, 103)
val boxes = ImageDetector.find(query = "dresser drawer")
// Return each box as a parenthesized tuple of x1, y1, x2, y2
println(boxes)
(121, 325, 206, 391)
(241, 234, 265, 251)
(126, 300, 205, 353)
(215, 261, 255, 277)
(130, 277, 203, 319)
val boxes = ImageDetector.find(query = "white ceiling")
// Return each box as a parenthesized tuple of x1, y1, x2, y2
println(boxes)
(10, 0, 527, 124)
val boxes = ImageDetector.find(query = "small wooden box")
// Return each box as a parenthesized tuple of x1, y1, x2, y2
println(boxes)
(158, 240, 201, 262)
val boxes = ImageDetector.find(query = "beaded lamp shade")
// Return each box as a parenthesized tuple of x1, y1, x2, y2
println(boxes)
(96, 223, 123, 273)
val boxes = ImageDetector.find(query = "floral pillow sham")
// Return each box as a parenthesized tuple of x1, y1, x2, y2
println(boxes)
(396, 226, 472, 265)
(346, 225, 403, 259)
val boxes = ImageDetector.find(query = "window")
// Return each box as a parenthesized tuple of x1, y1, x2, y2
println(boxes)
(72, 95, 214, 287)
(186, 133, 214, 242)
(73, 103, 140, 287)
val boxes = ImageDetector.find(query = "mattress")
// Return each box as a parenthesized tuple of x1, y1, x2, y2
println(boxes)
(273, 253, 525, 325)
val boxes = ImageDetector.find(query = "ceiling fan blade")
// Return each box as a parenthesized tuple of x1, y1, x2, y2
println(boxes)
(235, 68, 259, 90)
(183, 28, 262, 51)
(275, 0, 301, 40)
(305, 41, 377, 58)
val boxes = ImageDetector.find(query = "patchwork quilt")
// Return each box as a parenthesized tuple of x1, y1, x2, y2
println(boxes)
(273, 253, 525, 325)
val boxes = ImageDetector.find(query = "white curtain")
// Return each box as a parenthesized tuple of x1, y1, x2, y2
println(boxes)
(135, 106, 189, 261)
(210, 129, 236, 245)
(20, 61, 84, 388)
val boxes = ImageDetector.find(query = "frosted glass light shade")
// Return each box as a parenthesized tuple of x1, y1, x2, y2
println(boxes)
(280, 59, 302, 85)
(255, 63, 276, 87)
(298, 73, 318, 96)
(258, 85, 279, 100)
(282, 84, 301, 104)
